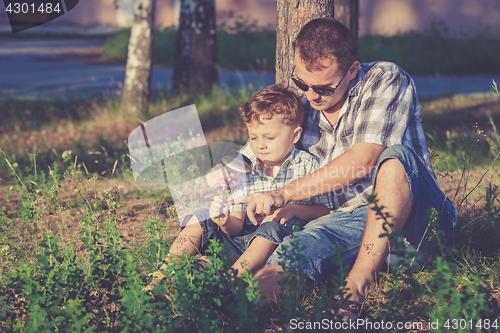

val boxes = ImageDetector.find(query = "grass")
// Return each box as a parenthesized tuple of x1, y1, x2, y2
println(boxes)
(1, 83, 500, 330)
(358, 21, 500, 76)
(102, 20, 500, 76)
(421, 93, 500, 171)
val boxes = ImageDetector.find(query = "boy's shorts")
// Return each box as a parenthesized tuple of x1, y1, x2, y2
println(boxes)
(180, 209, 307, 262)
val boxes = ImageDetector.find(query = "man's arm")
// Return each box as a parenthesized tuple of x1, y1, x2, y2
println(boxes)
(282, 142, 386, 202)
(262, 204, 330, 225)
(237, 142, 386, 224)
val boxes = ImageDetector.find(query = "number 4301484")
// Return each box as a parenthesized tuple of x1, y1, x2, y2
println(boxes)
(444, 319, 498, 330)
(6, 2, 62, 14)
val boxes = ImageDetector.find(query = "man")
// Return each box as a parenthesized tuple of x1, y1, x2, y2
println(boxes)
(232, 17, 456, 318)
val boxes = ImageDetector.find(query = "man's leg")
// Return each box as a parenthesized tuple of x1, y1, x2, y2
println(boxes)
(256, 207, 368, 305)
(345, 145, 456, 307)
(344, 158, 411, 304)
(255, 145, 456, 312)
(255, 264, 285, 305)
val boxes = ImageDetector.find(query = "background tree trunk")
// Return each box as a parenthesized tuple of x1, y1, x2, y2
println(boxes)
(275, 0, 335, 87)
(172, 0, 218, 92)
(121, 0, 156, 115)
(334, 0, 359, 42)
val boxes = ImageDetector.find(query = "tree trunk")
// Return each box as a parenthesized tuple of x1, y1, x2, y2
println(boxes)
(334, 0, 359, 42)
(121, 0, 156, 115)
(172, 0, 218, 92)
(276, 0, 335, 87)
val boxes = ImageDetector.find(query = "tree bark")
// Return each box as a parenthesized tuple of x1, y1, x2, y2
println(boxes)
(121, 0, 156, 115)
(172, 0, 218, 92)
(276, 0, 335, 87)
(334, 0, 359, 42)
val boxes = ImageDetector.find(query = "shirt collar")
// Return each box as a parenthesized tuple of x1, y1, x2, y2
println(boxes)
(348, 62, 377, 97)
(249, 146, 300, 176)
(302, 63, 376, 132)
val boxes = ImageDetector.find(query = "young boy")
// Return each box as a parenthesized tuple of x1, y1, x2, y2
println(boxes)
(161, 85, 333, 278)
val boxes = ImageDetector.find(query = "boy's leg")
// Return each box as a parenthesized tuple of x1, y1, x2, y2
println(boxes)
(164, 208, 252, 269)
(160, 209, 211, 271)
(231, 236, 277, 277)
(232, 219, 305, 278)
(169, 216, 203, 257)
(147, 213, 209, 291)
(163, 216, 203, 269)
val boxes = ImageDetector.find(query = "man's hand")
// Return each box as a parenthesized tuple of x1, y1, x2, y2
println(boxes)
(230, 190, 288, 225)
(209, 195, 230, 226)
(262, 205, 296, 225)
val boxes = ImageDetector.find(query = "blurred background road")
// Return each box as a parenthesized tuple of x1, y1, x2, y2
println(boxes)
(0, 35, 275, 99)
(1, 35, 499, 100)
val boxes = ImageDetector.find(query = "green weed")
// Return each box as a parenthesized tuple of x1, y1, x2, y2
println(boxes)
(0, 155, 499, 331)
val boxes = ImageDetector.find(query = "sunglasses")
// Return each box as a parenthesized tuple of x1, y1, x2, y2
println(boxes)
(291, 65, 351, 96)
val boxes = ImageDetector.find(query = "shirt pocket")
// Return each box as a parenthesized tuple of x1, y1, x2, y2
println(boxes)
(338, 131, 354, 151)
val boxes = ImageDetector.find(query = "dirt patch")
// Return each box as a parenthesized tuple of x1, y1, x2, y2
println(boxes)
(0, 176, 179, 250)
(1, 116, 136, 153)
(421, 94, 500, 134)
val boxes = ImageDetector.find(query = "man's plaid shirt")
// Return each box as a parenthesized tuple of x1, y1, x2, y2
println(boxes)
(296, 61, 433, 212)
(240, 61, 432, 212)
(231, 146, 334, 214)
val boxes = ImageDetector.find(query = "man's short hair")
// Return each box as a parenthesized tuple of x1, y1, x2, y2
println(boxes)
(239, 84, 304, 127)
(293, 17, 358, 72)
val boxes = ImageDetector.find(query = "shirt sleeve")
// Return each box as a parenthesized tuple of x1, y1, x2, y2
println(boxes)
(351, 64, 417, 148)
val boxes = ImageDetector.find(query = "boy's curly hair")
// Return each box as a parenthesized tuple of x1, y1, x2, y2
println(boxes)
(239, 84, 304, 127)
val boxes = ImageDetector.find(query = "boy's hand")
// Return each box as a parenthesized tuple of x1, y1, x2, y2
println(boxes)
(262, 205, 296, 225)
(209, 195, 230, 226)
(229, 190, 288, 225)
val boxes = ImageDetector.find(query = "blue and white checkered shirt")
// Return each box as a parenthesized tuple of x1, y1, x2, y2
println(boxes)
(296, 61, 432, 212)
(231, 146, 334, 213)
